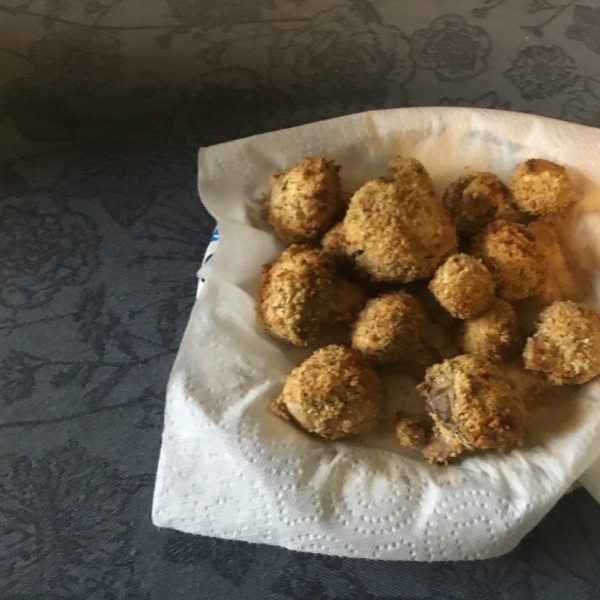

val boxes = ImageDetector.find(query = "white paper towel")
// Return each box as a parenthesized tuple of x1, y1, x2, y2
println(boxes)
(153, 107, 600, 561)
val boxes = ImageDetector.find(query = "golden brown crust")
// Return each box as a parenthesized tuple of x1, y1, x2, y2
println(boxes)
(256, 244, 335, 346)
(523, 301, 600, 385)
(343, 178, 457, 283)
(442, 172, 520, 234)
(351, 291, 431, 364)
(268, 156, 343, 244)
(274, 345, 383, 440)
(326, 277, 368, 324)
(322, 221, 347, 256)
(472, 220, 544, 301)
(382, 156, 436, 195)
(395, 411, 432, 448)
(270, 395, 293, 421)
(528, 218, 578, 304)
(461, 297, 519, 363)
(511, 159, 576, 216)
(421, 425, 465, 465)
(429, 253, 495, 319)
(321, 221, 360, 270)
(417, 355, 525, 463)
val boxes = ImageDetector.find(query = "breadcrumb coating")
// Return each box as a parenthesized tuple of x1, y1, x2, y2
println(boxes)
(418, 354, 525, 464)
(528, 218, 578, 304)
(395, 411, 432, 448)
(472, 220, 544, 301)
(383, 156, 436, 195)
(351, 291, 432, 364)
(461, 297, 519, 363)
(343, 178, 457, 283)
(321, 221, 358, 270)
(256, 244, 335, 346)
(442, 172, 520, 234)
(272, 345, 383, 440)
(511, 159, 575, 216)
(327, 277, 368, 324)
(421, 425, 465, 464)
(270, 395, 292, 421)
(523, 301, 600, 385)
(260, 157, 590, 463)
(268, 156, 343, 244)
(429, 253, 495, 319)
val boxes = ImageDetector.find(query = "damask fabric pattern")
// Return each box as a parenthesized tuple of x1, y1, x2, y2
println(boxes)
(2, 0, 600, 597)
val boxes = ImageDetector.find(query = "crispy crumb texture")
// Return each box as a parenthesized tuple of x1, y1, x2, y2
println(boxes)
(273, 345, 383, 440)
(472, 220, 544, 301)
(429, 253, 495, 319)
(322, 222, 352, 264)
(524, 301, 600, 385)
(383, 156, 436, 195)
(395, 411, 432, 448)
(351, 291, 436, 366)
(511, 158, 575, 216)
(442, 172, 520, 234)
(268, 156, 343, 244)
(461, 297, 519, 363)
(343, 178, 457, 283)
(256, 244, 335, 346)
(418, 355, 525, 464)
(327, 277, 368, 324)
(256, 154, 589, 468)
(528, 218, 578, 303)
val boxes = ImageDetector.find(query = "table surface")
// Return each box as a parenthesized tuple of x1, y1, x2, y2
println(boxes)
(2, 0, 600, 598)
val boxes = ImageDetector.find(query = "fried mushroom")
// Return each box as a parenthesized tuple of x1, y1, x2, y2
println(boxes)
(268, 156, 343, 244)
(351, 291, 435, 365)
(343, 178, 457, 283)
(511, 158, 576, 216)
(382, 156, 436, 195)
(442, 172, 520, 234)
(528, 218, 578, 304)
(523, 301, 600, 385)
(321, 221, 358, 270)
(395, 411, 433, 448)
(271, 344, 383, 440)
(472, 220, 544, 301)
(256, 244, 335, 346)
(461, 297, 520, 363)
(429, 253, 495, 319)
(327, 277, 368, 324)
(418, 355, 526, 464)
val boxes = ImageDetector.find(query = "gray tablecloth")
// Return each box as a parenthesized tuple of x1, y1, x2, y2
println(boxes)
(2, 1, 600, 598)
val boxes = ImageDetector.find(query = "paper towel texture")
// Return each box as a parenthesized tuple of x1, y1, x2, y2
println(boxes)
(153, 107, 600, 561)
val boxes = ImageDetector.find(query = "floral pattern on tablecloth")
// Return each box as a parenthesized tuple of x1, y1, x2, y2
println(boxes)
(2, 0, 600, 597)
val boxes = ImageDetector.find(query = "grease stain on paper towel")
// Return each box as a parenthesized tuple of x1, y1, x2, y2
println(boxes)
(467, 129, 523, 154)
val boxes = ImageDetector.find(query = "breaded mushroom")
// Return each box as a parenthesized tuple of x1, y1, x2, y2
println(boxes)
(343, 178, 457, 283)
(511, 158, 576, 216)
(321, 221, 356, 268)
(256, 244, 335, 346)
(442, 172, 520, 234)
(528, 218, 578, 304)
(351, 291, 435, 365)
(327, 277, 368, 324)
(395, 411, 432, 448)
(523, 301, 600, 385)
(382, 156, 436, 195)
(268, 156, 343, 244)
(461, 297, 519, 363)
(472, 220, 544, 301)
(271, 344, 383, 440)
(418, 355, 526, 464)
(429, 253, 495, 319)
